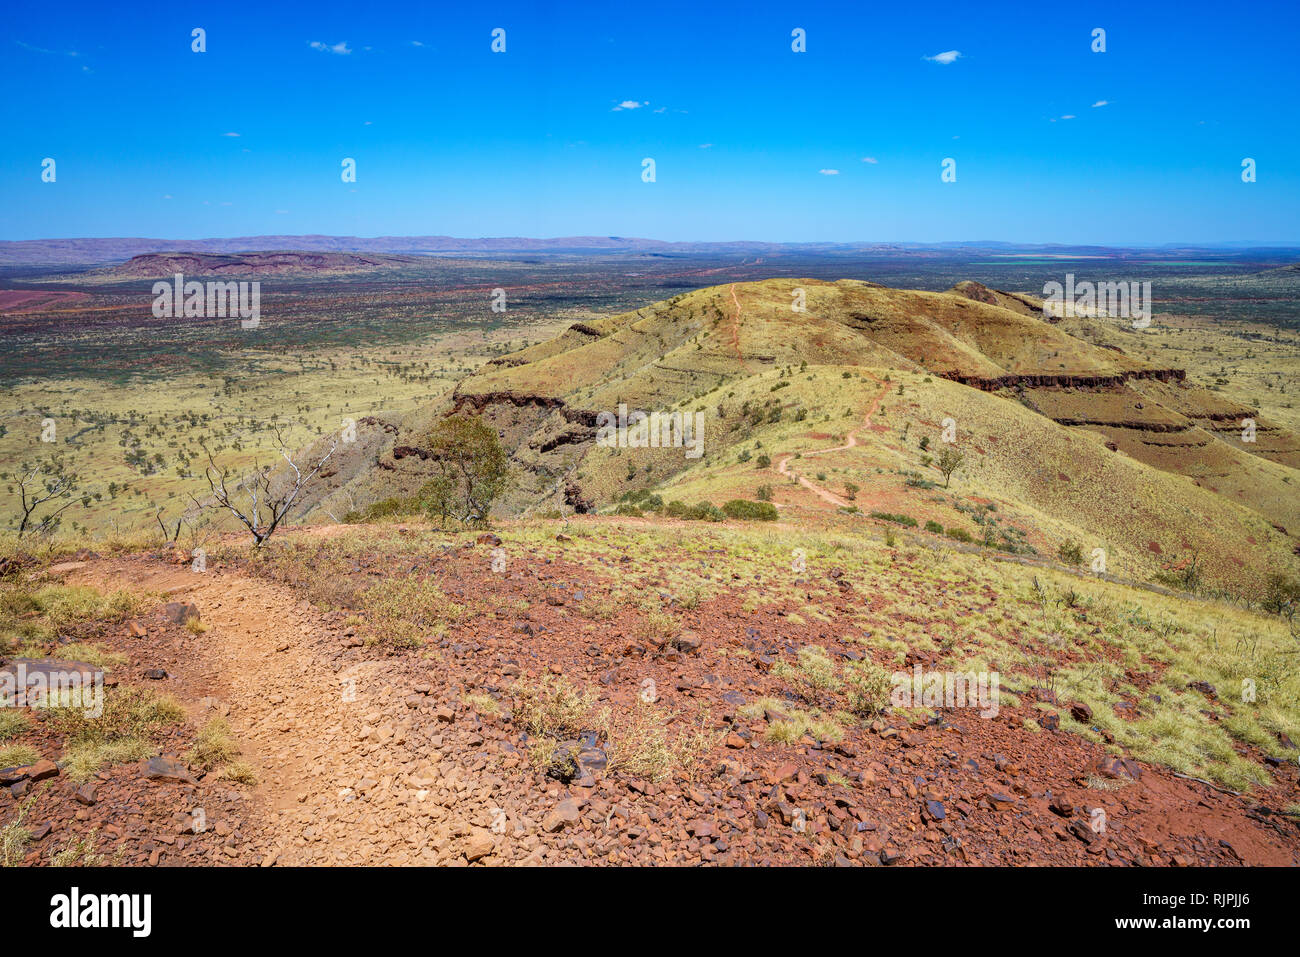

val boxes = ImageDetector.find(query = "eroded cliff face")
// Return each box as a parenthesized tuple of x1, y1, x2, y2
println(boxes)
(941, 368, 1186, 392)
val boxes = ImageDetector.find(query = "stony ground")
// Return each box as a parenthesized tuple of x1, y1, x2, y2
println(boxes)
(2, 524, 1298, 867)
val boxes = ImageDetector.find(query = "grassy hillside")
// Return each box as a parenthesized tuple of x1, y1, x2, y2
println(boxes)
(326, 278, 1299, 596)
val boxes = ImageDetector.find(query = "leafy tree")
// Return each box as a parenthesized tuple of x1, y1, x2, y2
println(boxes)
(1262, 573, 1300, 638)
(422, 415, 509, 526)
(934, 447, 965, 488)
(419, 474, 458, 528)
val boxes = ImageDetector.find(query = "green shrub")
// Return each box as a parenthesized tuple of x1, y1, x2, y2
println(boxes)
(773, 645, 841, 703)
(722, 500, 778, 521)
(1058, 540, 1084, 565)
(870, 511, 917, 528)
(845, 660, 894, 717)
(686, 502, 725, 522)
(344, 495, 420, 523)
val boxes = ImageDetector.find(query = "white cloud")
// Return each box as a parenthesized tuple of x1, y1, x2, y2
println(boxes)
(613, 100, 647, 111)
(861, 156, 878, 164)
(411, 40, 424, 47)
(1061, 114, 1076, 120)
(222, 132, 241, 137)
(819, 168, 840, 175)
(699, 143, 713, 149)
(15, 40, 80, 57)
(923, 50, 961, 65)
(309, 40, 351, 55)
(1091, 100, 1109, 108)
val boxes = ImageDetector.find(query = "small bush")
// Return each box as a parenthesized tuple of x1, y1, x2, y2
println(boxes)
(773, 645, 841, 703)
(513, 674, 595, 739)
(187, 717, 238, 771)
(605, 703, 714, 782)
(0, 744, 39, 768)
(845, 660, 893, 717)
(219, 761, 258, 785)
(685, 502, 725, 522)
(924, 519, 943, 534)
(721, 500, 778, 521)
(0, 711, 29, 742)
(1, 794, 38, 866)
(1058, 540, 1085, 565)
(49, 828, 104, 867)
(344, 495, 420, 523)
(47, 685, 185, 782)
(871, 511, 917, 528)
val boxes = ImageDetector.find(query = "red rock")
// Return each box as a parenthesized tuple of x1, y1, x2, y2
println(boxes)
(766, 762, 798, 784)
(543, 798, 581, 833)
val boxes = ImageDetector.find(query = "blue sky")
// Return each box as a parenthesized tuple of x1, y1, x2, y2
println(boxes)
(2, 0, 1297, 244)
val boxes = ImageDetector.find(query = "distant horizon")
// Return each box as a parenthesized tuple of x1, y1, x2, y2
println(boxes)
(4, 233, 1300, 250)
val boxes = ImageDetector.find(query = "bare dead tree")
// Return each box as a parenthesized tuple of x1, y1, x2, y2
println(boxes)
(183, 511, 215, 554)
(154, 503, 213, 552)
(192, 426, 339, 547)
(4, 456, 87, 539)
(155, 506, 184, 544)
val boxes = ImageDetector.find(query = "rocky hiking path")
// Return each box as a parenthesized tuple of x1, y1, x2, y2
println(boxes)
(69, 556, 508, 866)
(775, 374, 891, 509)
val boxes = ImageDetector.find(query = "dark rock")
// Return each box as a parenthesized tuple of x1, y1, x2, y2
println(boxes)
(143, 756, 196, 784)
(163, 602, 200, 625)
(673, 630, 703, 654)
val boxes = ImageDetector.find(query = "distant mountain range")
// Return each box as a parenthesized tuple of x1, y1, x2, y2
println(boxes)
(3, 235, 1299, 267)
(79, 251, 431, 281)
